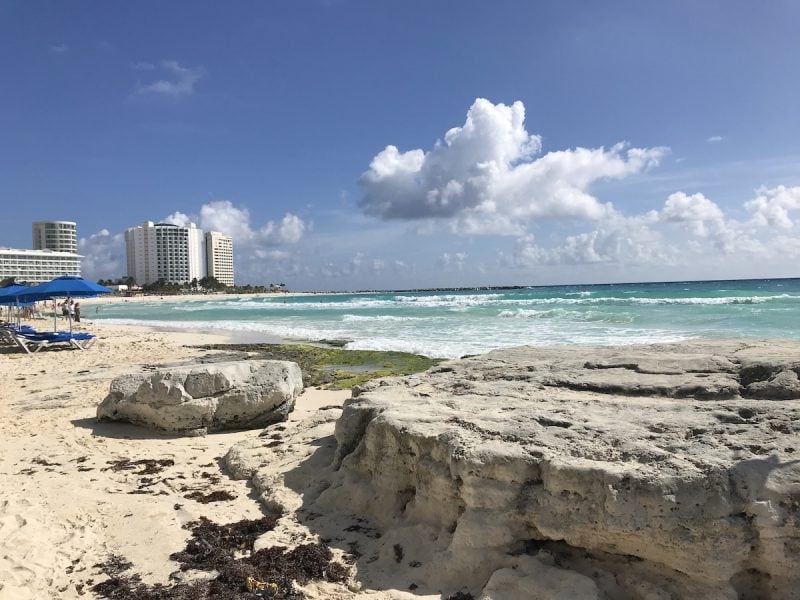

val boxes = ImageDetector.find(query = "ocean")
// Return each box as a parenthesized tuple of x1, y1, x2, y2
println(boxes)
(92, 279, 800, 359)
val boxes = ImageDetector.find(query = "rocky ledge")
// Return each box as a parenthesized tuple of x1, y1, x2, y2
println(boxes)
(227, 340, 800, 599)
(331, 340, 800, 598)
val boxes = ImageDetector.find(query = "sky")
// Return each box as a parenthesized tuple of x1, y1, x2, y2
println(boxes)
(2, 1, 800, 290)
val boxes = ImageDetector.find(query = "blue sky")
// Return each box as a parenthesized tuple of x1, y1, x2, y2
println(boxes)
(2, 1, 800, 290)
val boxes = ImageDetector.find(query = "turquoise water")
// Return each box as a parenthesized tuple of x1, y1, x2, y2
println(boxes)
(92, 279, 800, 358)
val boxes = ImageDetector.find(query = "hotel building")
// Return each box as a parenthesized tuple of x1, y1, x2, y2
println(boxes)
(205, 231, 234, 286)
(0, 248, 82, 284)
(125, 221, 207, 286)
(0, 220, 82, 284)
(32, 220, 78, 254)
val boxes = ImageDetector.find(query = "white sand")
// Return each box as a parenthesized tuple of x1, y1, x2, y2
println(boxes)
(0, 321, 350, 599)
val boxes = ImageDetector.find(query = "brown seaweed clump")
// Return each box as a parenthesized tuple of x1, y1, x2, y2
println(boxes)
(91, 516, 349, 599)
(183, 490, 238, 504)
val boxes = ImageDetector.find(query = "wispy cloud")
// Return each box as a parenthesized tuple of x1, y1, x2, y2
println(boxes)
(131, 61, 156, 71)
(135, 60, 205, 97)
(49, 44, 68, 54)
(707, 135, 723, 143)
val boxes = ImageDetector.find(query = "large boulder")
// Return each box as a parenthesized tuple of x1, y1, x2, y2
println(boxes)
(311, 340, 800, 599)
(97, 360, 302, 435)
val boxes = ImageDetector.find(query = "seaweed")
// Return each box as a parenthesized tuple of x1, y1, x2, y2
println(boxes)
(197, 343, 442, 390)
(91, 516, 349, 599)
(183, 490, 238, 504)
(105, 458, 175, 475)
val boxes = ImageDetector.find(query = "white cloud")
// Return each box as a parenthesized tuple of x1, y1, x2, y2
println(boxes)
(707, 135, 723, 143)
(163, 211, 193, 227)
(136, 60, 204, 97)
(163, 201, 308, 248)
(708, 224, 764, 255)
(513, 216, 673, 268)
(359, 98, 667, 233)
(745, 185, 800, 229)
(438, 252, 468, 271)
(199, 201, 253, 242)
(661, 192, 724, 223)
(260, 213, 306, 245)
(78, 229, 125, 280)
(659, 191, 725, 237)
(253, 249, 290, 260)
(49, 44, 68, 54)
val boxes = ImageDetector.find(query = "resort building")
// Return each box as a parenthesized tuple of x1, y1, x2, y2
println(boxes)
(125, 221, 207, 286)
(0, 248, 82, 284)
(32, 220, 78, 254)
(205, 231, 234, 286)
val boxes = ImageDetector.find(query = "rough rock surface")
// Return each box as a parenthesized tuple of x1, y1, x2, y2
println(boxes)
(330, 340, 800, 598)
(97, 360, 302, 435)
(227, 340, 800, 599)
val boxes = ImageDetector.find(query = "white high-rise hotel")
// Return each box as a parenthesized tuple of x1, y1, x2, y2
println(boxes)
(0, 220, 82, 284)
(205, 231, 234, 287)
(125, 221, 234, 286)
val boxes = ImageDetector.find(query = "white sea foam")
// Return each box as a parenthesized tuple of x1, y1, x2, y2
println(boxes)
(170, 297, 397, 311)
(507, 294, 796, 306)
(496, 308, 634, 323)
(341, 314, 432, 322)
(97, 318, 350, 341)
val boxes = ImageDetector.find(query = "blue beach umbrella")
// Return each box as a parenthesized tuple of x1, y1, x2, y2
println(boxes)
(0, 282, 32, 305)
(19, 276, 112, 301)
(0, 282, 34, 327)
(18, 276, 112, 331)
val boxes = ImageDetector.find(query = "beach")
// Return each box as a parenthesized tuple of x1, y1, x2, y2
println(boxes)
(3, 290, 800, 599)
(0, 321, 350, 599)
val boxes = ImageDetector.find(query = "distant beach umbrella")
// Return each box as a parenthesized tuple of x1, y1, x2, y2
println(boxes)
(18, 276, 112, 332)
(0, 282, 35, 328)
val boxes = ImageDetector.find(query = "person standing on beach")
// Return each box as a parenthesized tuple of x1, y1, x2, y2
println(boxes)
(74, 303, 81, 323)
(61, 302, 69, 320)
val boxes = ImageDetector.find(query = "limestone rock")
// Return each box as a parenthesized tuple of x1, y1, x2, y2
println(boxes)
(318, 340, 800, 599)
(97, 360, 302, 435)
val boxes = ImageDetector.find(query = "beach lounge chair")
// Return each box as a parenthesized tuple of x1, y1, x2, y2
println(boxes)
(1, 327, 97, 353)
(0, 327, 52, 353)
(21, 330, 97, 351)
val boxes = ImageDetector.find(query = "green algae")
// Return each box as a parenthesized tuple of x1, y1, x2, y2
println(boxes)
(198, 343, 443, 390)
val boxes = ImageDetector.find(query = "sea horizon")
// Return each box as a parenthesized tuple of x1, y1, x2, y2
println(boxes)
(295, 275, 800, 295)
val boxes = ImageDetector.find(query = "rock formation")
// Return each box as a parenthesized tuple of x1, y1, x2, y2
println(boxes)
(227, 340, 800, 599)
(97, 360, 302, 435)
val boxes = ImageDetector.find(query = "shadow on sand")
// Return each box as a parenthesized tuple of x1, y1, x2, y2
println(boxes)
(71, 416, 195, 440)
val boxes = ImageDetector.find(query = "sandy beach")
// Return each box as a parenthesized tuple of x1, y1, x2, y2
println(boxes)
(0, 320, 350, 599)
(4, 311, 800, 599)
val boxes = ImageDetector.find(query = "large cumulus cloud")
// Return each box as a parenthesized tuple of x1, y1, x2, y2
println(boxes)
(359, 98, 667, 232)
